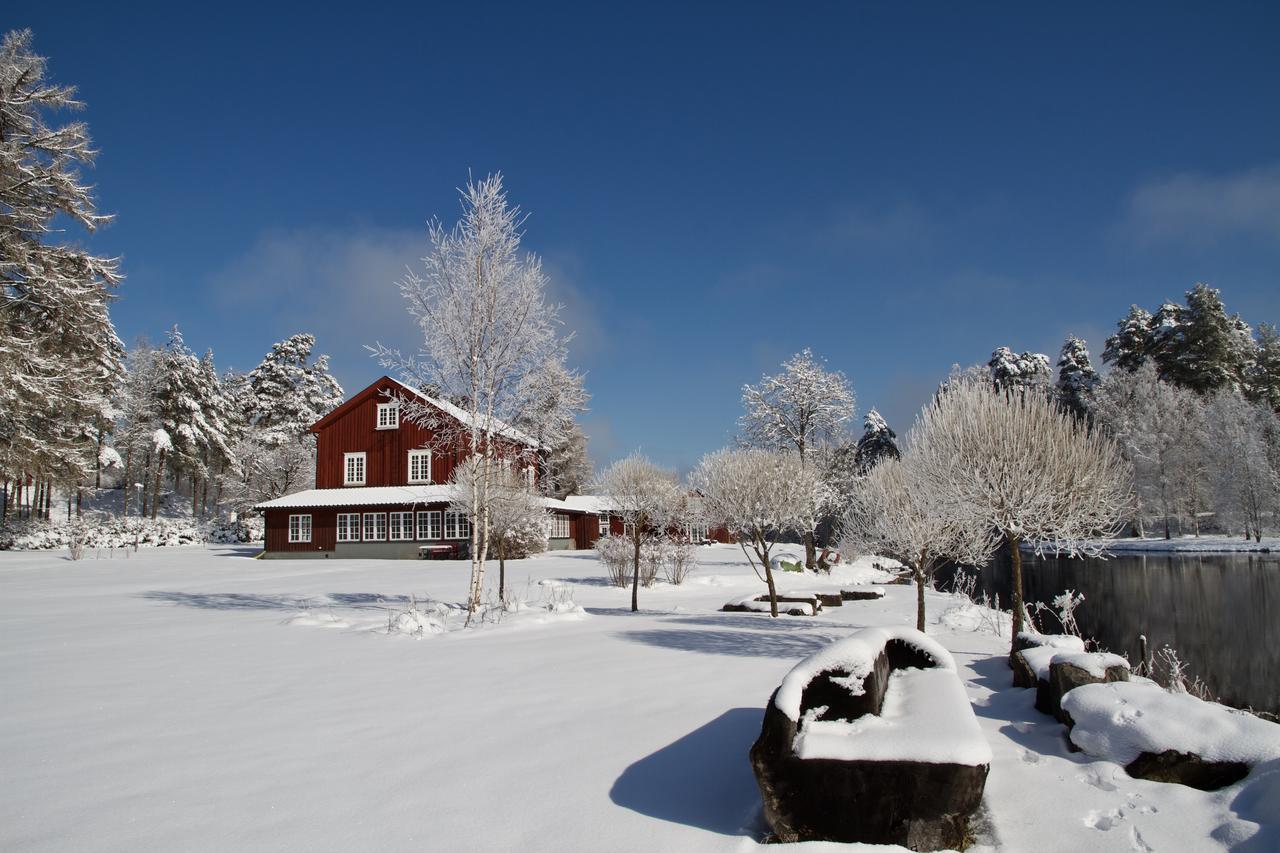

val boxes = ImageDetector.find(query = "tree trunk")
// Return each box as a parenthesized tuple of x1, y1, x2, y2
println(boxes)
(756, 531, 780, 617)
(1, 481, 8, 523)
(916, 571, 926, 632)
(76, 488, 82, 519)
(121, 450, 133, 517)
(498, 540, 506, 604)
(95, 420, 104, 489)
(191, 475, 198, 517)
(1009, 535, 1025, 650)
(631, 529, 641, 612)
(151, 451, 165, 520)
(804, 530, 817, 571)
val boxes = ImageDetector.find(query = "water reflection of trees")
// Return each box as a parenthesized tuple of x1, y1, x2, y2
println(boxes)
(969, 549, 1279, 714)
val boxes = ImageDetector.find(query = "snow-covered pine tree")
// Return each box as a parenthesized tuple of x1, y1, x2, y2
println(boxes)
(113, 341, 163, 516)
(246, 333, 344, 442)
(1247, 323, 1280, 413)
(1164, 284, 1251, 393)
(514, 356, 590, 497)
(150, 328, 206, 516)
(0, 30, 124, 494)
(987, 347, 1051, 393)
(1055, 335, 1100, 421)
(1147, 300, 1186, 381)
(740, 348, 855, 568)
(853, 408, 901, 474)
(1102, 305, 1154, 371)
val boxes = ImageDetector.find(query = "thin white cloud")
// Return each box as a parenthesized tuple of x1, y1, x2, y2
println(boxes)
(1121, 164, 1280, 248)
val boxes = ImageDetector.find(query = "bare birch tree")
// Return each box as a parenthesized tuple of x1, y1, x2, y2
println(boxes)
(843, 455, 995, 631)
(740, 349, 854, 569)
(371, 174, 573, 623)
(599, 454, 680, 612)
(914, 375, 1132, 653)
(692, 448, 831, 617)
(448, 457, 548, 602)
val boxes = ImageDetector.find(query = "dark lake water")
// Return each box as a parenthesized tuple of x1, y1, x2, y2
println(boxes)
(943, 548, 1280, 714)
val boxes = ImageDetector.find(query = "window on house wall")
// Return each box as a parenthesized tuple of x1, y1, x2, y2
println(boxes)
(376, 401, 399, 430)
(336, 513, 360, 542)
(525, 465, 536, 491)
(416, 511, 441, 540)
(551, 514, 571, 538)
(363, 512, 387, 541)
(444, 511, 470, 540)
(685, 523, 709, 542)
(344, 452, 366, 486)
(598, 513, 609, 535)
(288, 514, 312, 543)
(389, 511, 414, 541)
(408, 450, 432, 484)
(623, 521, 636, 538)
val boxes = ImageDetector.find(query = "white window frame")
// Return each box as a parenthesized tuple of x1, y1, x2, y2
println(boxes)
(416, 510, 441, 540)
(598, 513, 609, 536)
(389, 511, 414, 541)
(376, 401, 399, 430)
(551, 513, 571, 539)
(336, 513, 360, 542)
(685, 523, 709, 543)
(363, 512, 387, 541)
(407, 449, 432, 484)
(444, 510, 470, 540)
(288, 514, 312, 543)
(525, 465, 536, 491)
(344, 452, 366, 486)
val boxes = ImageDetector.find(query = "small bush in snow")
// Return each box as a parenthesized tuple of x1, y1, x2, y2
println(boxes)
(594, 535, 632, 587)
(663, 538, 698, 585)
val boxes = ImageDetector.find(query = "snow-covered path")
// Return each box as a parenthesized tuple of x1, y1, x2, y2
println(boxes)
(1, 546, 1271, 852)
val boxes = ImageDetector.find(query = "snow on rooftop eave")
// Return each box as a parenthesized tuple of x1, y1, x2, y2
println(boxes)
(252, 485, 456, 511)
(397, 384, 546, 450)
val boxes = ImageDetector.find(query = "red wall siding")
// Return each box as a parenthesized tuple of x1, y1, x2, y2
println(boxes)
(313, 381, 538, 490)
(265, 508, 337, 552)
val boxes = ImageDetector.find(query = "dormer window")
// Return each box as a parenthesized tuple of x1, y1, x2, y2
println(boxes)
(376, 401, 399, 430)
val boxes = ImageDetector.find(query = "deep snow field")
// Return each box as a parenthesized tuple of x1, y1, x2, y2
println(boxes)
(1, 545, 1275, 852)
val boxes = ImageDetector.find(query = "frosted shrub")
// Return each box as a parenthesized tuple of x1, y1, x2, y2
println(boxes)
(595, 535, 633, 587)
(1033, 589, 1085, 637)
(66, 526, 85, 561)
(664, 539, 698, 585)
(638, 536, 664, 587)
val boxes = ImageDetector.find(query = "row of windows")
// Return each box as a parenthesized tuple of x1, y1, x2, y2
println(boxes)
(342, 450, 536, 488)
(344, 450, 433, 486)
(334, 511, 471, 542)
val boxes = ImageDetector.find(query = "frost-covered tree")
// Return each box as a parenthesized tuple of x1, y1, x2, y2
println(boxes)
(1103, 305, 1154, 371)
(1055, 336, 1099, 421)
(692, 448, 831, 617)
(112, 341, 162, 516)
(1165, 284, 1251, 393)
(1203, 391, 1279, 542)
(599, 454, 680, 612)
(1247, 323, 1280, 413)
(843, 455, 994, 631)
(1147, 301, 1185, 380)
(915, 374, 1132, 654)
(0, 29, 123, 492)
(1093, 364, 1205, 539)
(448, 457, 548, 601)
(853, 409, 900, 474)
(987, 347, 1051, 393)
(740, 349, 854, 568)
(371, 174, 575, 621)
(542, 423, 591, 499)
(222, 334, 344, 512)
(514, 357, 589, 497)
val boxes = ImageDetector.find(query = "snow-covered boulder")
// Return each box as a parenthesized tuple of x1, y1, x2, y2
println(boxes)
(1043, 652, 1130, 723)
(1010, 633, 1085, 687)
(1062, 681, 1280, 790)
(749, 627, 991, 849)
(840, 588, 886, 602)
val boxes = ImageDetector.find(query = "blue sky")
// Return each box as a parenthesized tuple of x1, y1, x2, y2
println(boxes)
(17, 2, 1280, 473)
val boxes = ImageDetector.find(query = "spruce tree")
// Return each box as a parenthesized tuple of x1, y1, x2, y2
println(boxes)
(1247, 323, 1280, 413)
(853, 409, 901, 474)
(1102, 305, 1153, 371)
(1166, 283, 1249, 393)
(1055, 336, 1099, 421)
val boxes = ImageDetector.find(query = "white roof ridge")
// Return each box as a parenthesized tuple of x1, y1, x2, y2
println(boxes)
(396, 385, 543, 449)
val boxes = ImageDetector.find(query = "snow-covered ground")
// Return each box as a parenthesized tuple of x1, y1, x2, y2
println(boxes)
(1, 545, 1274, 852)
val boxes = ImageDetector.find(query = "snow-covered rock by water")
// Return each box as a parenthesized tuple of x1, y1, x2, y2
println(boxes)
(1063, 681, 1280, 767)
(1051, 651, 1131, 680)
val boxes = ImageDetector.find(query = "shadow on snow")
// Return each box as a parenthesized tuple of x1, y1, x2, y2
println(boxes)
(610, 707, 765, 837)
(139, 591, 417, 611)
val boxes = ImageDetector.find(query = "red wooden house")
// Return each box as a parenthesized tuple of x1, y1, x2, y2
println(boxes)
(255, 377, 604, 558)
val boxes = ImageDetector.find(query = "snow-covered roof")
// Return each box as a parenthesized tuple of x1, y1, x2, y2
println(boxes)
(254, 486, 456, 510)
(398, 385, 544, 450)
(558, 495, 615, 514)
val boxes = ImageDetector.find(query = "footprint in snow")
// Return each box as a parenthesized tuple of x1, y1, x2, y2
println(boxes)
(1019, 748, 1043, 765)
(1077, 768, 1119, 792)
(1084, 808, 1124, 831)
(1129, 825, 1154, 852)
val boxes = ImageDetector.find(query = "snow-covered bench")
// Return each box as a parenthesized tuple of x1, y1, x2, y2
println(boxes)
(1063, 680, 1280, 790)
(721, 593, 823, 616)
(749, 627, 991, 849)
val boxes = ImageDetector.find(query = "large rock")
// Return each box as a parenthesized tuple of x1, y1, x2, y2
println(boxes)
(750, 628, 990, 850)
(1124, 750, 1249, 791)
(1043, 653, 1130, 724)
